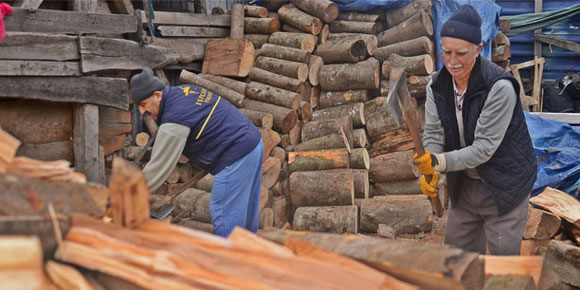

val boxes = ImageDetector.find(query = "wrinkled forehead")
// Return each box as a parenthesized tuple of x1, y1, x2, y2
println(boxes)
(441, 37, 474, 52)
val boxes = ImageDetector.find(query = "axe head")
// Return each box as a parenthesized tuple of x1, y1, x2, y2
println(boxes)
(386, 67, 408, 127)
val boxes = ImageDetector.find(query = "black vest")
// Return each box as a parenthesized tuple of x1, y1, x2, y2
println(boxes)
(430, 57, 537, 215)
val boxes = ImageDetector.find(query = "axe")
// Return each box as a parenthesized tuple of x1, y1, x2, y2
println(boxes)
(387, 67, 444, 217)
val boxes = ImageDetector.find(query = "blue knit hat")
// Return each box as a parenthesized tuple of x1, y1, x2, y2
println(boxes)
(440, 5, 482, 45)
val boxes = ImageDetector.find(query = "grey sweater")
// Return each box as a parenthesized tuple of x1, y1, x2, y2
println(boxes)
(423, 79, 517, 175)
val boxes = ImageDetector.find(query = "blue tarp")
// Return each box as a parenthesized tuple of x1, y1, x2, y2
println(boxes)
(525, 113, 580, 199)
(431, 0, 502, 70)
(332, 0, 410, 11)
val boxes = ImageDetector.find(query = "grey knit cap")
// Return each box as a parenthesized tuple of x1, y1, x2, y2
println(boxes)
(130, 68, 166, 104)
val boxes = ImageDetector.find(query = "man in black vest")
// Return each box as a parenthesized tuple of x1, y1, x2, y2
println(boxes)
(414, 5, 537, 255)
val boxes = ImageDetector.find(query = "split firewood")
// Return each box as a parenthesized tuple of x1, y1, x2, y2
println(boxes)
(262, 156, 282, 189)
(308, 55, 323, 86)
(269, 32, 317, 52)
(327, 33, 378, 56)
(353, 128, 368, 148)
(298, 101, 312, 122)
(330, 20, 383, 34)
(5, 156, 86, 183)
(289, 169, 355, 207)
(291, 0, 339, 23)
(353, 169, 369, 199)
(302, 116, 353, 148)
(46, 260, 94, 290)
(240, 109, 274, 129)
(244, 17, 280, 34)
(258, 43, 311, 63)
(311, 102, 365, 127)
(382, 54, 434, 79)
(349, 148, 370, 170)
(277, 4, 323, 36)
(309, 85, 321, 108)
(385, 0, 432, 28)
(369, 150, 418, 183)
(530, 187, 580, 228)
(319, 57, 379, 91)
(370, 129, 414, 157)
(279, 134, 291, 148)
(524, 207, 561, 240)
(246, 81, 301, 110)
(319, 90, 368, 109)
(272, 196, 289, 228)
(544, 240, 580, 287)
(0, 127, 21, 173)
(244, 34, 269, 49)
(375, 37, 433, 61)
(293, 206, 358, 233)
(244, 100, 297, 134)
(258, 127, 282, 158)
(319, 24, 329, 44)
(249, 67, 307, 96)
(361, 195, 432, 234)
(288, 120, 303, 145)
(244, 5, 268, 18)
(259, 207, 275, 229)
(198, 73, 247, 95)
(484, 255, 560, 290)
(270, 147, 286, 164)
(378, 11, 433, 47)
(0, 236, 44, 290)
(109, 158, 150, 228)
(255, 56, 309, 81)
(315, 39, 367, 64)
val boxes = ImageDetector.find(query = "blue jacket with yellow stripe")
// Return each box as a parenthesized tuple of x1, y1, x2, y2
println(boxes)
(157, 85, 261, 175)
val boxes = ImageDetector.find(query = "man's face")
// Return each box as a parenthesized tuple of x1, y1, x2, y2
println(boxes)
(137, 91, 162, 120)
(441, 37, 482, 81)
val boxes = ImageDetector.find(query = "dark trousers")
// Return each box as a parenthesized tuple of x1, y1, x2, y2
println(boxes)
(444, 177, 529, 255)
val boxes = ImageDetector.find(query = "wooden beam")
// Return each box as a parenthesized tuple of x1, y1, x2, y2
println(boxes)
(158, 26, 229, 38)
(0, 76, 129, 110)
(535, 34, 580, 53)
(108, 0, 134, 15)
(11, 0, 44, 9)
(0, 32, 79, 61)
(109, 158, 151, 228)
(529, 112, 580, 125)
(136, 10, 230, 26)
(0, 60, 80, 76)
(17, 141, 73, 162)
(79, 37, 178, 73)
(151, 38, 209, 63)
(5, 8, 138, 34)
(534, 0, 543, 57)
(74, 104, 99, 183)
(70, 0, 98, 13)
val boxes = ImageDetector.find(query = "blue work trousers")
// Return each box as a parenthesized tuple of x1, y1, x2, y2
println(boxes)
(210, 140, 263, 237)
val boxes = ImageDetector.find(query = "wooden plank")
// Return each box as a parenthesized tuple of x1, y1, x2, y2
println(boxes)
(109, 158, 151, 228)
(529, 112, 580, 125)
(46, 261, 95, 290)
(99, 134, 125, 156)
(0, 60, 80, 76)
(0, 76, 129, 110)
(12, 0, 44, 9)
(99, 123, 132, 137)
(79, 37, 178, 73)
(99, 107, 131, 124)
(151, 38, 209, 63)
(201, 39, 255, 77)
(158, 26, 229, 37)
(109, 0, 134, 15)
(17, 141, 74, 162)
(531, 187, 580, 228)
(484, 255, 559, 290)
(136, 10, 230, 26)
(0, 236, 44, 290)
(5, 9, 138, 34)
(74, 104, 99, 183)
(0, 32, 79, 61)
(535, 34, 580, 53)
(0, 128, 21, 173)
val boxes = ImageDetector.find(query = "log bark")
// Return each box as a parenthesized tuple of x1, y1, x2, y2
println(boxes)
(158, 26, 229, 37)
(268, 32, 317, 52)
(270, 147, 286, 164)
(483, 275, 536, 290)
(198, 73, 247, 95)
(249, 67, 306, 96)
(369, 150, 418, 183)
(382, 54, 434, 78)
(291, 0, 339, 23)
(244, 34, 269, 49)
(378, 11, 433, 47)
(319, 57, 379, 91)
(298, 101, 312, 122)
(375, 36, 433, 61)
(308, 55, 323, 86)
(279, 134, 291, 148)
(330, 20, 382, 34)
(385, 0, 432, 28)
(290, 129, 351, 153)
(353, 169, 369, 199)
(201, 39, 255, 77)
(258, 43, 311, 63)
(259, 127, 282, 158)
(178, 163, 194, 183)
(349, 148, 370, 170)
(180, 70, 244, 107)
(230, 4, 245, 39)
(258, 229, 484, 290)
(244, 17, 280, 34)
(364, 97, 406, 140)
(293, 206, 358, 233)
(177, 220, 213, 234)
(371, 179, 421, 197)
(282, 23, 304, 33)
(262, 157, 282, 189)
(380, 75, 431, 100)
(272, 196, 289, 228)
(360, 195, 432, 234)
(194, 174, 214, 193)
(319, 90, 368, 109)
(288, 121, 302, 146)
(244, 5, 268, 18)
(277, 4, 323, 36)
(310, 85, 321, 108)
(337, 12, 381, 22)
(315, 39, 366, 64)
(259, 207, 275, 229)
(289, 169, 354, 207)
(311, 102, 365, 127)
(109, 158, 150, 228)
(240, 109, 274, 129)
(302, 116, 353, 148)
(288, 148, 349, 172)
(524, 207, 561, 240)
(246, 82, 301, 110)
(353, 128, 368, 148)
(327, 33, 378, 56)
(544, 240, 580, 287)
(172, 188, 211, 222)
(255, 56, 308, 81)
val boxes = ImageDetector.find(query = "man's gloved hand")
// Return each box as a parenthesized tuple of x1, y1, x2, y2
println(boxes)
(419, 173, 440, 198)
(414, 152, 435, 175)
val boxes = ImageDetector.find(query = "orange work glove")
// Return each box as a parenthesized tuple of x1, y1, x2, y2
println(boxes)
(419, 173, 440, 198)
(413, 152, 435, 175)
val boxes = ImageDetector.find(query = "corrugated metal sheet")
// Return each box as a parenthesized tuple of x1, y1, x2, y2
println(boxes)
(495, 0, 580, 82)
